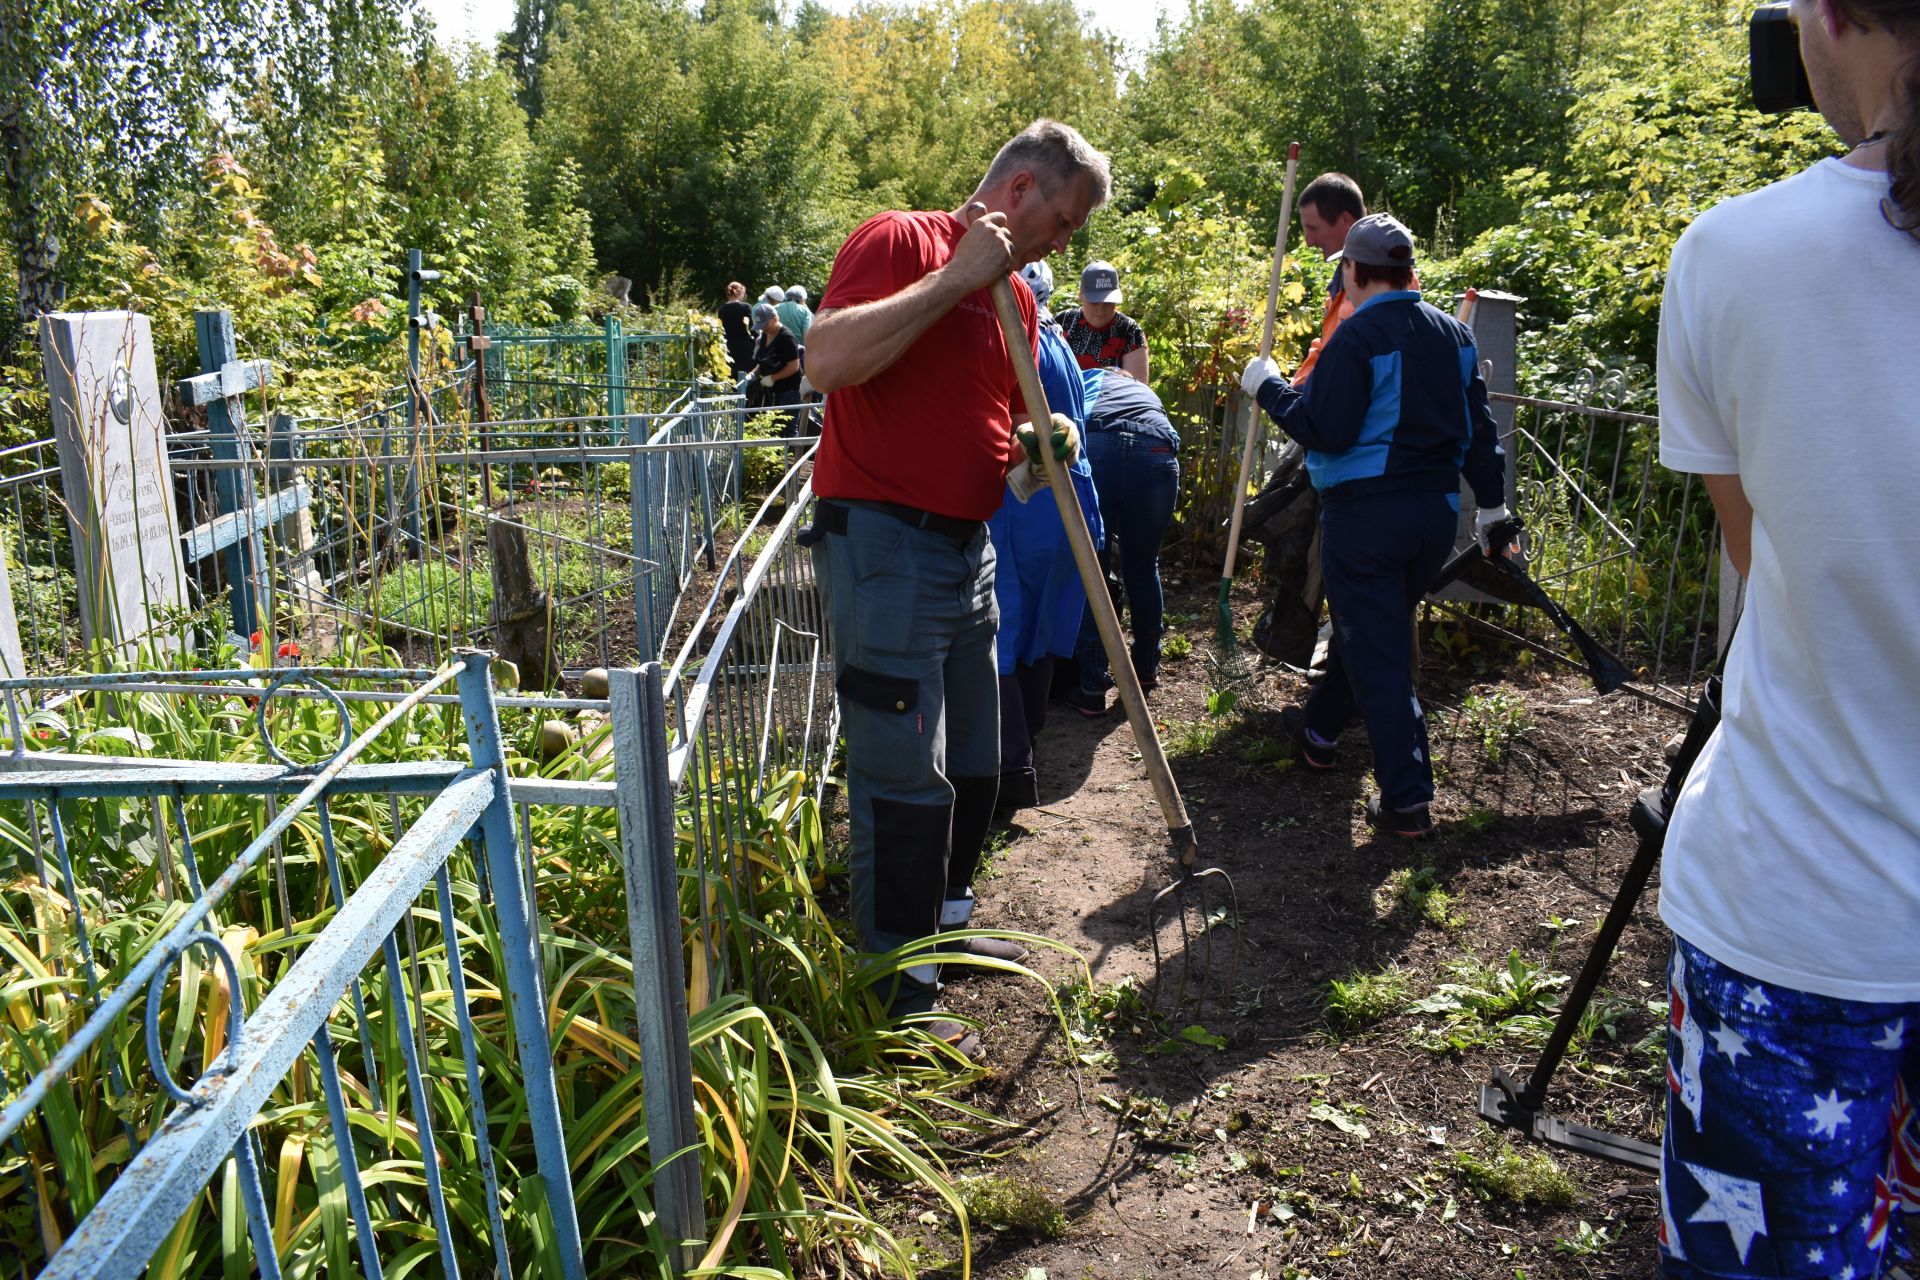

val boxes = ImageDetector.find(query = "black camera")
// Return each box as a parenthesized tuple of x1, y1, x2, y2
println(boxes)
(1751, 3, 1816, 113)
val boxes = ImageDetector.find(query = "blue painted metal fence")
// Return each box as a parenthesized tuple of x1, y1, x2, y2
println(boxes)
(0, 656, 589, 1278)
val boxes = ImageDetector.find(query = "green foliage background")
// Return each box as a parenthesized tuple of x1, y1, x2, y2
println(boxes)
(0, 0, 1849, 425)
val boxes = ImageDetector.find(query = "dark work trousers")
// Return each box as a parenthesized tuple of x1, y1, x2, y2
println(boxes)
(1305, 490, 1457, 811)
(997, 657, 1055, 799)
(768, 382, 803, 438)
(808, 503, 1000, 1014)
(1076, 426, 1180, 692)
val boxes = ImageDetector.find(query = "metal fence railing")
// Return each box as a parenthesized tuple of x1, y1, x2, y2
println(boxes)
(0, 439, 85, 676)
(0, 656, 590, 1278)
(1466, 387, 1725, 704)
(458, 318, 700, 424)
(657, 448, 835, 1006)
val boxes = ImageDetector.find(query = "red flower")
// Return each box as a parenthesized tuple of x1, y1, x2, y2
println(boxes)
(277, 641, 300, 658)
(249, 630, 263, 647)
(32, 728, 49, 740)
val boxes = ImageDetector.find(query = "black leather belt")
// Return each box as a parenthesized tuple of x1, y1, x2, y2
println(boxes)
(813, 499, 982, 547)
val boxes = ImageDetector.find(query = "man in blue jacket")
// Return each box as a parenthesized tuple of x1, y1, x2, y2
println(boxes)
(1241, 214, 1507, 838)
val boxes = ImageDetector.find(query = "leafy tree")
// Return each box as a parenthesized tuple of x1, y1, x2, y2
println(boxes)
(1454, 0, 1834, 396)
(803, 0, 1123, 215)
(536, 0, 858, 302)
(0, 0, 407, 344)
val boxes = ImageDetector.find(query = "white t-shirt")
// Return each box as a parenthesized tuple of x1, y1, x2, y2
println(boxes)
(1657, 157, 1920, 1004)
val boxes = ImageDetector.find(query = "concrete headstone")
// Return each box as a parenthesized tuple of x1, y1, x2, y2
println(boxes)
(40, 311, 186, 652)
(0, 543, 25, 678)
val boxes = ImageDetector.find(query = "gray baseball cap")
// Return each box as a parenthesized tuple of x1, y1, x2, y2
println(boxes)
(1079, 260, 1123, 304)
(1341, 214, 1417, 269)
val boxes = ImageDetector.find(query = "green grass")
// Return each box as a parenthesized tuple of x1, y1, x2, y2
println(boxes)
(1459, 806, 1499, 835)
(1324, 965, 1412, 1034)
(958, 1175, 1068, 1238)
(1457, 689, 1533, 763)
(1377, 866, 1466, 930)
(1453, 1131, 1580, 1207)
(1406, 949, 1568, 1053)
(1165, 718, 1224, 758)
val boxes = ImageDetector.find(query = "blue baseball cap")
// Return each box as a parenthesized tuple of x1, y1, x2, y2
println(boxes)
(1079, 260, 1122, 304)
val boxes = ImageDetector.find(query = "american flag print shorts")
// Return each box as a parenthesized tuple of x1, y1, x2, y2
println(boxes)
(1661, 934, 1919, 1278)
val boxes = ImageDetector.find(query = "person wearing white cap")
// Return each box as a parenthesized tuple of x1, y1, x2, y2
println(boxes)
(751, 285, 783, 336)
(777, 286, 813, 342)
(1054, 260, 1148, 381)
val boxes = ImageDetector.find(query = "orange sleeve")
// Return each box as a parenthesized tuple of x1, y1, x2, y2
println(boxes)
(1292, 291, 1352, 386)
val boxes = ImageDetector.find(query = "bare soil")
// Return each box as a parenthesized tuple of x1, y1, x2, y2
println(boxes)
(924, 569, 1686, 1280)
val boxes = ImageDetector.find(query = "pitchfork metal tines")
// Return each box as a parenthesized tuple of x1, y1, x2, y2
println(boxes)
(1147, 864, 1242, 1014)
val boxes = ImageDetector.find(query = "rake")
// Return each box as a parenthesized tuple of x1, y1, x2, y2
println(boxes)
(988, 278, 1240, 1008)
(1478, 671, 1723, 1172)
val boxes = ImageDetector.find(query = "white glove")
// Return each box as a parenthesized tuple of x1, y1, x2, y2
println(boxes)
(1241, 356, 1283, 399)
(759, 374, 775, 388)
(1007, 458, 1049, 504)
(1475, 503, 1511, 554)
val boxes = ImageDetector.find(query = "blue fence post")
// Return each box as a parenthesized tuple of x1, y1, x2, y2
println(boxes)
(194, 311, 263, 639)
(605, 315, 626, 422)
(452, 650, 588, 1280)
(608, 664, 704, 1272)
(632, 416, 658, 659)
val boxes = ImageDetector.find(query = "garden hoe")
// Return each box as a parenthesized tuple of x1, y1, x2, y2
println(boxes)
(1427, 518, 1632, 695)
(1218, 142, 1300, 657)
(988, 278, 1238, 1011)
(1476, 668, 1723, 1172)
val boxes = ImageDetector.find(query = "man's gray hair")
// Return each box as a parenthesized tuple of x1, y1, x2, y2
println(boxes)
(981, 119, 1111, 208)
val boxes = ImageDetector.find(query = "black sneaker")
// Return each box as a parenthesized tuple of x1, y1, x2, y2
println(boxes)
(1365, 794, 1436, 839)
(1280, 706, 1337, 770)
(1063, 686, 1109, 718)
(995, 772, 1038, 815)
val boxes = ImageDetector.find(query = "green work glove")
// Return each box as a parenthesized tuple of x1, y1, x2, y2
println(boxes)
(1018, 412, 1081, 468)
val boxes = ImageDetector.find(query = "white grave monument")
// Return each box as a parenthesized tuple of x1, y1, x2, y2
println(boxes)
(40, 311, 187, 653)
(0, 523, 25, 678)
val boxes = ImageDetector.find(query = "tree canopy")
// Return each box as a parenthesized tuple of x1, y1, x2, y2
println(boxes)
(0, 0, 1849, 422)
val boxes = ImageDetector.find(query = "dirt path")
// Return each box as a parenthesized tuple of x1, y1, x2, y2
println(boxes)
(933, 574, 1684, 1279)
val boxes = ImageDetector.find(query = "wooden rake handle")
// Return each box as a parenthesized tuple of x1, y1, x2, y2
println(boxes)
(989, 278, 1197, 866)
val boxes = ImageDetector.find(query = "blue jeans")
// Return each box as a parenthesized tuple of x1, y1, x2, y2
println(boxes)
(806, 503, 1000, 1009)
(1077, 427, 1179, 692)
(1306, 490, 1456, 810)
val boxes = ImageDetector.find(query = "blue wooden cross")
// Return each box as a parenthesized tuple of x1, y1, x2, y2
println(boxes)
(177, 311, 271, 640)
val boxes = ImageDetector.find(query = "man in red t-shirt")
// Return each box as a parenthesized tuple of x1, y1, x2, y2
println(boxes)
(803, 119, 1110, 1048)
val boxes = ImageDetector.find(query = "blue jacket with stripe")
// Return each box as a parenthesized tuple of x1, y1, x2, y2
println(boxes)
(1253, 291, 1505, 509)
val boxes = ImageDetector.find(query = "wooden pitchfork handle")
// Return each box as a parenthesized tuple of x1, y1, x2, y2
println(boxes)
(988, 278, 1198, 867)
(1222, 142, 1302, 584)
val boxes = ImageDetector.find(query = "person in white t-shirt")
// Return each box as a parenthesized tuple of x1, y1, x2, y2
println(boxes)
(1654, 2, 1920, 1275)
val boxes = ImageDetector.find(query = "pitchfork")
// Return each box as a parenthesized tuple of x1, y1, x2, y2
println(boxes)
(988, 276, 1241, 1012)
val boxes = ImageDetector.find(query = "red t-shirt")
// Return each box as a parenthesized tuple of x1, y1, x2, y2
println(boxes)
(814, 211, 1038, 522)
